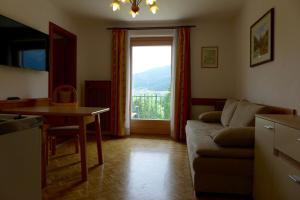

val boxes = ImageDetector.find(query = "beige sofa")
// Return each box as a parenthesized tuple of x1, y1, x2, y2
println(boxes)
(186, 99, 267, 195)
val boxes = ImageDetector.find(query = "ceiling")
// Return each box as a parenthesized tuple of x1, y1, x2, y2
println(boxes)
(50, 0, 245, 22)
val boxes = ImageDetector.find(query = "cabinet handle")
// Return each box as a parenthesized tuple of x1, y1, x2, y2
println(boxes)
(297, 138, 300, 142)
(263, 125, 274, 130)
(288, 175, 300, 184)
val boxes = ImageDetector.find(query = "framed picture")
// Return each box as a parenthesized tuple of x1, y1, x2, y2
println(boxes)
(201, 46, 218, 68)
(250, 8, 274, 67)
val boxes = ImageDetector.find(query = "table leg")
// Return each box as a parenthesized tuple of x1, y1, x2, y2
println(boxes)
(95, 114, 103, 165)
(41, 124, 48, 188)
(79, 117, 88, 181)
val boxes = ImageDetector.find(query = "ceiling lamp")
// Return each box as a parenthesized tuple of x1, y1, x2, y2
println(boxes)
(111, 0, 159, 18)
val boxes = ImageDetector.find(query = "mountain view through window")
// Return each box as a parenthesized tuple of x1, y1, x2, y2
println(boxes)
(131, 45, 172, 120)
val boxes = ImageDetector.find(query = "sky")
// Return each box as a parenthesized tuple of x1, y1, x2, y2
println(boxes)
(132, 46, 172, 74)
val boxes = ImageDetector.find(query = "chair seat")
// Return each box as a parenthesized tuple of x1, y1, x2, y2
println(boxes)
(48, 125, 79, 131)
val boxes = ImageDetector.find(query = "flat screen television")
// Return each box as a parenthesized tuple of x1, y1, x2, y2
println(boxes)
(0, 15, 48, 71)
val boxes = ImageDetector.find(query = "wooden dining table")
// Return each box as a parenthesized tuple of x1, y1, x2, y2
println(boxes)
(1, 106, 110, 187)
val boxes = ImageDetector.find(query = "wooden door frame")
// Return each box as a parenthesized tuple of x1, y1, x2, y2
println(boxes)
(131, 120, 171, 135)
(130, 37, 173, 135)
(49, 22, 77, 98)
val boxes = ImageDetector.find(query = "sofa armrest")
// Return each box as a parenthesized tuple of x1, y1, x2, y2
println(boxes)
(198, 111, 222, 123)
(211, 127, 255, 148)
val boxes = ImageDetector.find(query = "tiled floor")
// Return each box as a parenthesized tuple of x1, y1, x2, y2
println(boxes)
(43, 136, 250, 200)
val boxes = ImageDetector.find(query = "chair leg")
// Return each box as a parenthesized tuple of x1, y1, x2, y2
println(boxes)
(45, 136, 49, 165)
(75, 135, 79, 153)
(51, 136, 56, 156)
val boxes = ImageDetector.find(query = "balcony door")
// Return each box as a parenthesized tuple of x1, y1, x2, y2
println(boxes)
(130, 37, 173, 135)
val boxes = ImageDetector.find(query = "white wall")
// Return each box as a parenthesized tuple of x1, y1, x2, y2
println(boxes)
(69, 18, 112, 104)
(0, 0, 74, 100)
(70, 0, 300, 115)
(3, 0, 298, 115)
(0, 0, 239, 106)
(190, 19, 237, 99)
(234, 0, 300, 112)
(0, 67, 48, 99)
(71, 18, 238, 106)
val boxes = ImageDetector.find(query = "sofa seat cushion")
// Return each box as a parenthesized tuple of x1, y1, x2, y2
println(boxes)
(186, 120, 223, 136)
(195, 135, 254, 159)
(186, 122, 253, 159)
(186, 119, 254, 195)
(229, 100, 266, 127)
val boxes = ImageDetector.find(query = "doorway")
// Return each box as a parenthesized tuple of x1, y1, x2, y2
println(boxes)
(130, 37, 173, 135)
(49, 22, 77, 98)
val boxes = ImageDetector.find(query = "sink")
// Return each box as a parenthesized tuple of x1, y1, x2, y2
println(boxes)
(0, 114, 20, 119)
(0, 119, 7, 123)
(0, 114, 14, 125)
(0, 114, 26, 122)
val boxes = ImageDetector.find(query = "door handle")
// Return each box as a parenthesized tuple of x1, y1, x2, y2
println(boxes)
(288, 175, 300, 184)
(263, 125, 274, 130)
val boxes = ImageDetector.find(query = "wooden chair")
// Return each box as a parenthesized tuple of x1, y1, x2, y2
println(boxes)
(47, 85, 80, 158)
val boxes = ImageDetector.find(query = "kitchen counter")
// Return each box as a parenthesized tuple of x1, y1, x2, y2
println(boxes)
(0, 113, 43, 199)
(0, 114, 43, 135)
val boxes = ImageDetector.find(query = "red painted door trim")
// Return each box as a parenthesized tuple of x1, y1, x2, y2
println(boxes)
(49, 22, 77, 98)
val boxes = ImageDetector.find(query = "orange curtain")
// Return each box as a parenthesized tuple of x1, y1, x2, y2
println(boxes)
(111, 29, 127, 136)
(173, 27, 191, 142)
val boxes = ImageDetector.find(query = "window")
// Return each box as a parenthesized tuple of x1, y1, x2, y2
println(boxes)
(131, 37, 173, 120)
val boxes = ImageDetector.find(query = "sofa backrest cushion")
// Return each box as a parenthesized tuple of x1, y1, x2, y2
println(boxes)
(221, 98, 239, 127)
(212, 127, 255, 148)
(229, 100, 265, 127)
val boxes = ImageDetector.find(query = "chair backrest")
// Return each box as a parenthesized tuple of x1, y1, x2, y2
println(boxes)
(52, 85, 78, 106)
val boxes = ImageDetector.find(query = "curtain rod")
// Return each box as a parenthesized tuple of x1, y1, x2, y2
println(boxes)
(106, 25, 196, 30)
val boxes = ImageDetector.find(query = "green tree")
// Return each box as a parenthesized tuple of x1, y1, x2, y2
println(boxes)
(131, 92, 171, 120)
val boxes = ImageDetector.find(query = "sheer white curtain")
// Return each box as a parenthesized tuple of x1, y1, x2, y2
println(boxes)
(124, 31, 132, 136)
(170, 30, 177, 138)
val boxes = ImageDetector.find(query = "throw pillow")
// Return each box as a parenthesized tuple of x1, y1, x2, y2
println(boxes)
(198, 111, 222, 123)
(212, 127, 255, 148)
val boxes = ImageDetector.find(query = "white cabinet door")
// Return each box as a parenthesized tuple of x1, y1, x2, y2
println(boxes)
(273, 156, 300, 200)
(0, 128, 41, 200)
(254, 117, 275, 200)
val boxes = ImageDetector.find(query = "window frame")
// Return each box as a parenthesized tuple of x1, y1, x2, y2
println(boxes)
(130, 36, 173, 135)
